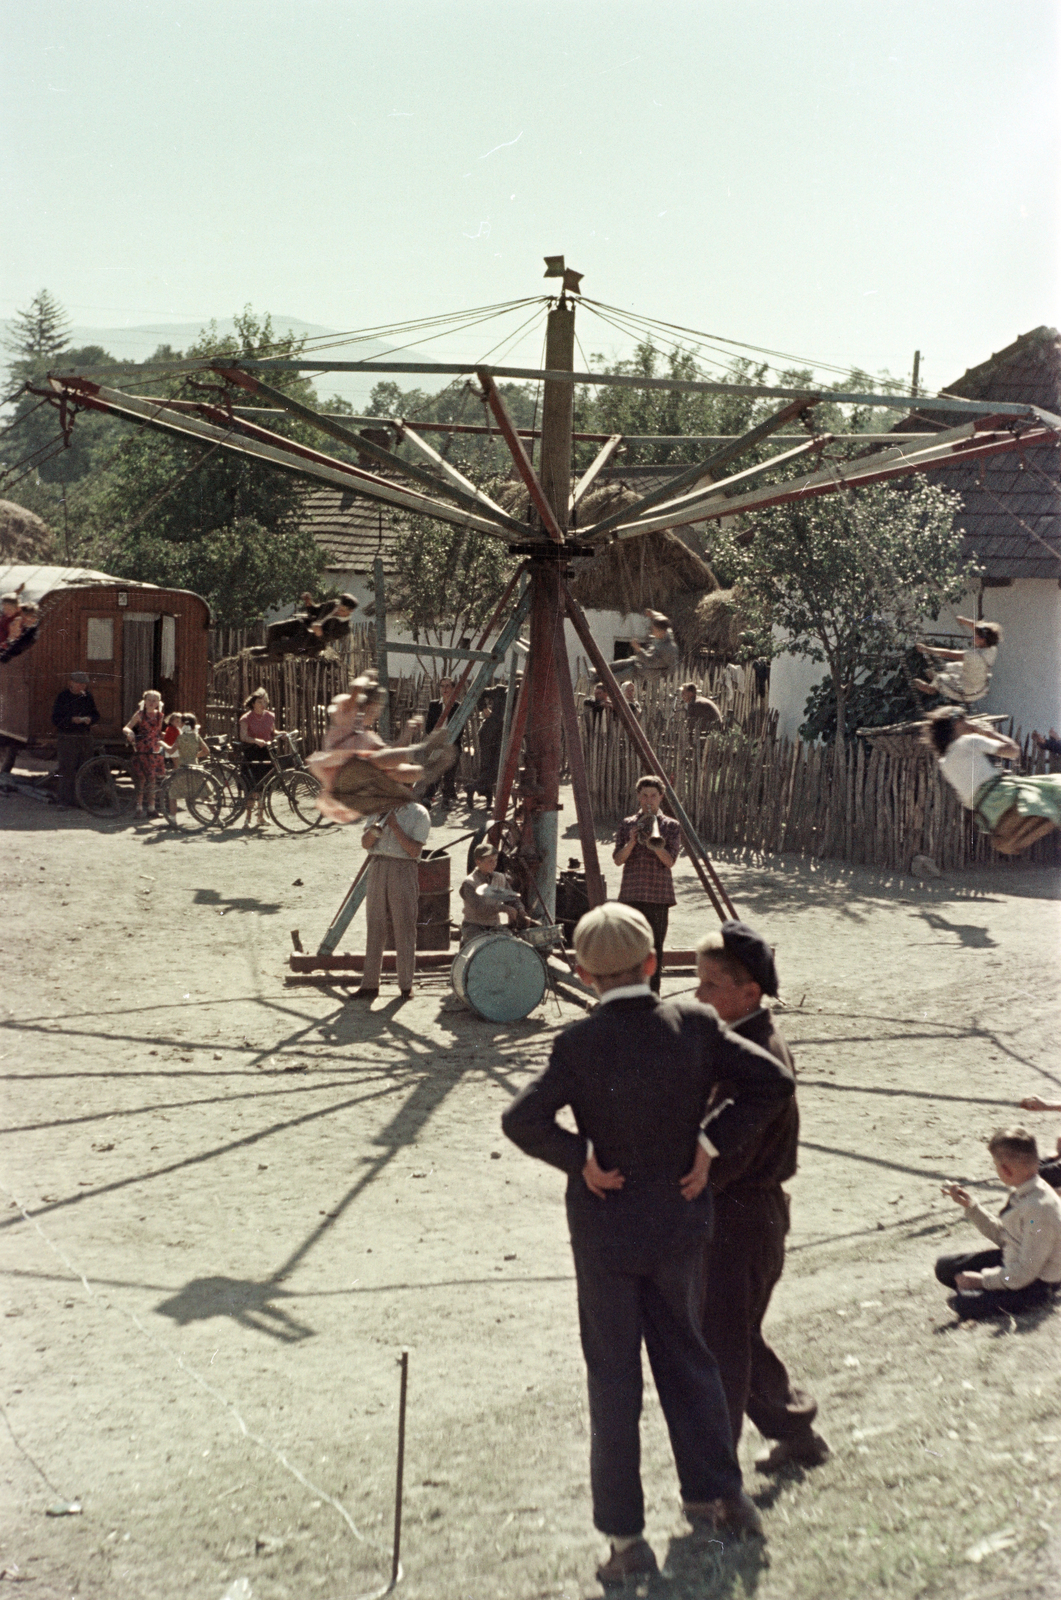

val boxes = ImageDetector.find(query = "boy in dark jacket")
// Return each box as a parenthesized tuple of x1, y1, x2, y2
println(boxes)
(695, 921, 829, 1472)
(503, 903, 795, 1583)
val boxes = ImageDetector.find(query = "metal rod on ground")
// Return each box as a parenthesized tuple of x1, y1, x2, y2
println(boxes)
(562, 585, 737, 922)
(374, 556, 391, 740)
(392, 1349, 409, 1587)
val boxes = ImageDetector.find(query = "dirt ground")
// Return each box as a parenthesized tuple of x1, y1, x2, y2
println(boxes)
(1, 783, 1059, 1600)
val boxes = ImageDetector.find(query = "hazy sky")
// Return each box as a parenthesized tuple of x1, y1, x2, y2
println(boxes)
(2, 0, 1058, 398)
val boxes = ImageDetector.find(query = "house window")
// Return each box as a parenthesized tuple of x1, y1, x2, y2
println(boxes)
(86, 617, 114, 660)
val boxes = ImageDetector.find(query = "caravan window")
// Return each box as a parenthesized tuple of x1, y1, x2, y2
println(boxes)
(86, 617, 114, 660)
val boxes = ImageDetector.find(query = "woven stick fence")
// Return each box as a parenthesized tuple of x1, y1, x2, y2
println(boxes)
(582, 676, 1061, 871)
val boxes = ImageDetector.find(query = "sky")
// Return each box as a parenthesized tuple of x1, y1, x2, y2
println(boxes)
(2, 0, 1059, 405)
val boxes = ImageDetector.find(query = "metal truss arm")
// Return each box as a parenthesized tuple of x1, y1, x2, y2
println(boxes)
(216, 368, 526, 537)
(476, 372, 563, 544)
(576, 399, 815, 542)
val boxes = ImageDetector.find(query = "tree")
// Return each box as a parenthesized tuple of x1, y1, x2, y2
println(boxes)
(3, 289, 71, 381)
(384, 509, 517, 658)
(708, 480, 975, 752)
(91, 310, 325, 623)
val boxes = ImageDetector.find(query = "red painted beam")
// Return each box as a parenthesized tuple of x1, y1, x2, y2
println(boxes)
(477, 372, 564, 543)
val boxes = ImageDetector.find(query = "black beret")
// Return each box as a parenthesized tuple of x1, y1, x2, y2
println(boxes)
(721, 920, 778, 996)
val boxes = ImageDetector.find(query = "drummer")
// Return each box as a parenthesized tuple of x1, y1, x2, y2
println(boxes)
(459, 841, 536, 946)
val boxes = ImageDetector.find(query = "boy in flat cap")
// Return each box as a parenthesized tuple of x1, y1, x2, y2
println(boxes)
(502, 903, 795, 1583)
(695, 922, 828, 1472)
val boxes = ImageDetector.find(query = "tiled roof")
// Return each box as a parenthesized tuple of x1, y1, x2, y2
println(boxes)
(300, 486, 404, 578)
(900, 327, 1061, 581)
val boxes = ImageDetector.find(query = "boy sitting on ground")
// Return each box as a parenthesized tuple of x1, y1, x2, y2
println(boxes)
(938, 1127, 1061, 1319)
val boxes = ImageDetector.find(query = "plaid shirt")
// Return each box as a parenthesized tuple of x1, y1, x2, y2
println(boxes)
(614, 811, 681, 905)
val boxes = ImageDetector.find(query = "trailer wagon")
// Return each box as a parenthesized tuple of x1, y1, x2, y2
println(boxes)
(0, 564, 210, 756)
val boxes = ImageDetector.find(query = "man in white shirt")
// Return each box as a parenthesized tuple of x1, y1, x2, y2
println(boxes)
(354, 801, 431, 1001)
(938, 1127, 1061, 1320)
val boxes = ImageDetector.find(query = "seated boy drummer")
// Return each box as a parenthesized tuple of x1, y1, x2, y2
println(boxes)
(938, 1127, 1061, 1319)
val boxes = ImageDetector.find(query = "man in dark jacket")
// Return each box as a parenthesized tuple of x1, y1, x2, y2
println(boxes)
(695, 922, 829, 1472)
(502, 903, 794, 1584)
(51, 671, 100, 806)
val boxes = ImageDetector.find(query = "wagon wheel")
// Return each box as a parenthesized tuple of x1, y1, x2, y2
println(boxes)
(75, 754, 137, 817)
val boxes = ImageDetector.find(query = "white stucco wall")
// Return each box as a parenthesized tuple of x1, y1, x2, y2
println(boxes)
(769, 630, 827, 740)
(936, 582, 1061, 738)
(770, 580, 1061, 744)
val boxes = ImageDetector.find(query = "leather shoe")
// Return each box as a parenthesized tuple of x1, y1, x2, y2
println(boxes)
(682, 1491, 763, 1538)
(351, 988, 379, 1002)
(755, 1431, 830, 1473)
(596, 1539, 657, 1584)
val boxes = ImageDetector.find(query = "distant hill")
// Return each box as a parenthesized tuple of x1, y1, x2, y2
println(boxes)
(0, 314, 448, 411)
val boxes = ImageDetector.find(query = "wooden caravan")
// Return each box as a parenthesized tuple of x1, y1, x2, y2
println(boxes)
(0, 564, 210, 752)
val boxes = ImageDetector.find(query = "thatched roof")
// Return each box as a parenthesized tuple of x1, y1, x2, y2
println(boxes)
(566, 485, 717, 615)
(0, 500, 55, 564)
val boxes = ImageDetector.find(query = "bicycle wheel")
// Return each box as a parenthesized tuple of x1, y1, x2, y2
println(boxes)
(75, 755, 136, 817)
(266, 770, 325, 833)
(210, 760, 246, 827)
(183, 769, 225, 828)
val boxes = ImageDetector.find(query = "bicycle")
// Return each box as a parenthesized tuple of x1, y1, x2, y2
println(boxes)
(156, 763, 227, 829)
(74, 753, 137, 817)
(234, 731, 327, 833)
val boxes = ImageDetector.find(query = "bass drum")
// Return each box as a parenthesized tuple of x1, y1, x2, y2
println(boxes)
(451, 931, 547, 1023)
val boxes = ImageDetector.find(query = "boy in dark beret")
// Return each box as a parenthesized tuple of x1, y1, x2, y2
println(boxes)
(696, 920, 829, 1473)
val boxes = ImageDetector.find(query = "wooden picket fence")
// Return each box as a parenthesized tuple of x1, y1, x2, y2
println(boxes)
(583, 692, 1061, 871)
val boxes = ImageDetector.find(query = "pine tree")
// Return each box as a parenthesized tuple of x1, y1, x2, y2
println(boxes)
(4, 289, 71, 365)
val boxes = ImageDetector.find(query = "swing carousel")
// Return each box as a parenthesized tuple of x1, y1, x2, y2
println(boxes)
(35, 261, 1061, 994)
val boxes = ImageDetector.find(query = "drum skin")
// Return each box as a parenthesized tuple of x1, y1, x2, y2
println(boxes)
(451, 932, 547, 1022)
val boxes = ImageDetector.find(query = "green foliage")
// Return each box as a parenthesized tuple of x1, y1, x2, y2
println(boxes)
(709, 479, 975, 744)
(3, 289, 71, 383)
(88, 310, 326, 622)
(799, 648, 927, 744)
(384, 508, 517, 650)
(104, 516, 323, 628)
(369, 378, 539, 477)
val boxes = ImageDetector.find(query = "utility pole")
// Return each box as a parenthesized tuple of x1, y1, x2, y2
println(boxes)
(912, 350, 921, 399)
(521, 295, 575, 921)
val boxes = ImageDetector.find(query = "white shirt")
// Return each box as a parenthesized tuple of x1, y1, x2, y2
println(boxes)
(965, 1175, 1061, 1291)
(366, 802, 430, 859)
(938, 733, 999, 809)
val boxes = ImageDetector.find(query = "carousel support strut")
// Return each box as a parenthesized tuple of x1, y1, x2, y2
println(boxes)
(562, 583, 737, 923)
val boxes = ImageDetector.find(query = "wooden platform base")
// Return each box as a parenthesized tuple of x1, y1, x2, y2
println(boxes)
(288, 948, 700, 974)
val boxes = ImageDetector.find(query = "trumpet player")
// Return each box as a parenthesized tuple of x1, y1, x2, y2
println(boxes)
(613, 776, 681, 994)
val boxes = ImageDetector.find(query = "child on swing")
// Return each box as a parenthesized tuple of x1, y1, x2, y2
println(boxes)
(923, 706, 1061, 854)
(913, 616, 1001, 705)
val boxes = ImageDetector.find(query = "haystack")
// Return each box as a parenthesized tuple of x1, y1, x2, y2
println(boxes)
(0, 500, 55, 563)
(690, 587, 755, 659)
(567, 485, 717, 616)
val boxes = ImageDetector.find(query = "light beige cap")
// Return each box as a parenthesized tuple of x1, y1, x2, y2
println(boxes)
(573, 902, 654, 976)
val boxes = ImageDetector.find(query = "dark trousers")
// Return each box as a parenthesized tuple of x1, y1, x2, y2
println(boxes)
(624, 901, 669, 994)
(935, 1248, 1057, 1319)
(56, 732, 94, 806)
(701, 1185, 816, 1447)
(1039, 1156, 1061, 1190)
(424, 767, 458, 806)
(567, 1184, 741, 1537)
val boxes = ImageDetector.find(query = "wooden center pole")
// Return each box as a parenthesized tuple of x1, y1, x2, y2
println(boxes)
(523, 297, 575, 921)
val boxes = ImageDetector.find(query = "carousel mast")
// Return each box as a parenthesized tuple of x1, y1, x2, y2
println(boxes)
(522, 282, 576, 921)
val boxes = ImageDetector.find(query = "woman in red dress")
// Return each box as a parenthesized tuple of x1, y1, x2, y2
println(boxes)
(123, 689, 166, 817)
